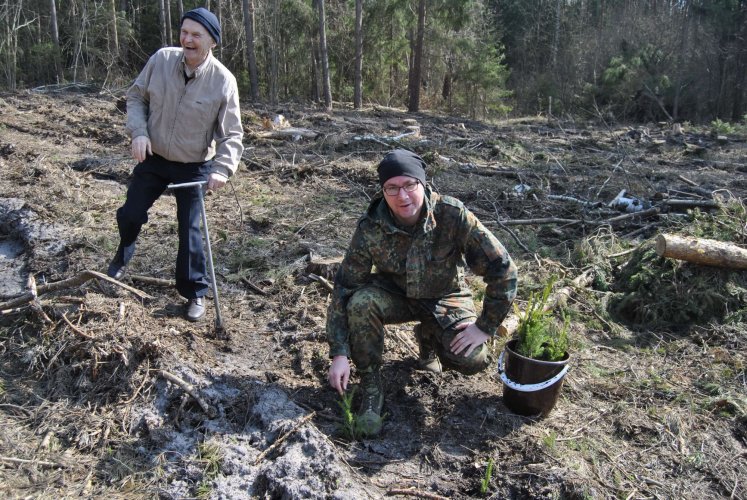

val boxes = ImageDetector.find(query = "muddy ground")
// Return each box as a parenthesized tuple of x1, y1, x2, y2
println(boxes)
(0, 89, 745, 499)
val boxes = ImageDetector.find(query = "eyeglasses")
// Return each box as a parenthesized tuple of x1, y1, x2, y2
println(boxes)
(383, 181, 420, 196)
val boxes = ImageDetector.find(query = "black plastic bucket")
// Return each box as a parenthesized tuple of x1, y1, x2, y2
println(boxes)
(498, 339, 570, 417)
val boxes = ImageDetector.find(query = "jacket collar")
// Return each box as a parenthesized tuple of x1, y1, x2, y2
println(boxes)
(180, 50, 213, 78)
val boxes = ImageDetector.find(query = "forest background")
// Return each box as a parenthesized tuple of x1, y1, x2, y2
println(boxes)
(1, 0, 746, 125)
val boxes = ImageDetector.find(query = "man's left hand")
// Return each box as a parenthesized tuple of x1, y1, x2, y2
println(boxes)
(449, 322, 490, 357)
(206, 172, 228, 191)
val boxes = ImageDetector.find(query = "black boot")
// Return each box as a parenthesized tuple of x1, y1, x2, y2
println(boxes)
(107, 242, 136, 280)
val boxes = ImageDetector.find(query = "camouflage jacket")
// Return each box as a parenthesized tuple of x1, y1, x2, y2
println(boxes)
(326, 186, 518, 358)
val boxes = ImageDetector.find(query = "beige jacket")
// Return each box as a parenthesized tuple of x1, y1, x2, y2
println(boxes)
(126, 47, 244, 178)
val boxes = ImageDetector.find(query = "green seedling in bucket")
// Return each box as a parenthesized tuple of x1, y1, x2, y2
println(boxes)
(499, 276, 572, 417)
(514, 277, 568, 362)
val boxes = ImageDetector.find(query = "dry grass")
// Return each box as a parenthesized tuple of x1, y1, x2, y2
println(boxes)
(0, 90, 745, 498)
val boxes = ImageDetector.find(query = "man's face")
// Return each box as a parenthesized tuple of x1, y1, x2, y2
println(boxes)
(180, 19, 215, 69)
(382, 175, 425, 226)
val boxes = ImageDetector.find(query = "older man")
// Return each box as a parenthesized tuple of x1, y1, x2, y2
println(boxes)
(326, 149, 518, 437)
(108, 7, 244, 322)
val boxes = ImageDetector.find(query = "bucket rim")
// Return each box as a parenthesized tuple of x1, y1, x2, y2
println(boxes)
(504, 338, 570, 366)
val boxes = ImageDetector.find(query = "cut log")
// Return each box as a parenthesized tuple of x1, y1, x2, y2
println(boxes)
(655, 234, 747, 270)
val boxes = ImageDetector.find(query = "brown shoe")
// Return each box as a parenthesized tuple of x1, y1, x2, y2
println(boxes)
(185, 297, 205, 322)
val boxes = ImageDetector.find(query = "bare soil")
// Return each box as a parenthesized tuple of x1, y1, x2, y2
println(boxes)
(0, 89, 745, 499)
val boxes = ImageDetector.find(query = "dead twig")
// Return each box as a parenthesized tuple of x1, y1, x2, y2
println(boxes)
(0, 270, 152, 312)
(241, 277, 269, 295)
(678, 174, 698, 187)
(130, 275, 174, 286)
(386, 487, 449, 500)
(0, 455, 63, 468)
(500, 217, 581, 226)
(157, 370, 216, 418)
(603, 207, 659, 224)
(308, 273, 334, 292)
(61, 313, 95, 339)
(254, 411, 316, 465)
(122, 359, 151, 405)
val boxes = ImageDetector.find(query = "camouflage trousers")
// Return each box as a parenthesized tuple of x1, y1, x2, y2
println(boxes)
(346, 285, 489, 375)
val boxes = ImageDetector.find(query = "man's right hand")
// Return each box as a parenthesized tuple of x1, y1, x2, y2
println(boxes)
(131, 135, 152, 163)
(328, 355, 350, 395)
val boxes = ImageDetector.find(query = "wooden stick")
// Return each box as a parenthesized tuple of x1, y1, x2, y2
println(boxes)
(499, 217, 580, 226)
(61, 312, 95, 339)
(308, 273, 334, 292)
(157, 370, 216, 418)
(677, 175, 698, 187)
(254, 411, 316, 465)
(0, 455, 62, 468)
(241, 277, 269, 295)
(130, 275, 174, 286)
(603, 207, 659, 224)
(0, 270, 152, 312)
(663, 199, 720, 209)
(655, 233, 747, 269)
(386, 488, 449, 500)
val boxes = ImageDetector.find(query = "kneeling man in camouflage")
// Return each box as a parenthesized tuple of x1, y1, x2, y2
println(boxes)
(326, 149, 518, 437)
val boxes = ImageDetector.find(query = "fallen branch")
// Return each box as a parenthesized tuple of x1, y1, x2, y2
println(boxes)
(254, 411, 316, 465)
(308, 273, 334, 292)
(157, 370, 216, 418)
(663, 199, 720, 210)
(386, 488, 449, 500)
(0, 455, 63, 468)
(252, 127, 319, 140)
(655, 233, 747, 270)
(499, 217, 580, 226)
(547, 194, 602, 208)
(677, 175, 698, 187)
(130, 275, 174, 286)
(0, 270, 152, 312)
(241, 277, 269, 295)
(61, 313, 95, 339)
(498, 221, 531, 253)
(603, 207, 659, 224)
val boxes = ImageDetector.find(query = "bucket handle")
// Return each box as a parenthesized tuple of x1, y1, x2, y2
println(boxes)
(497, 350, 569, 393)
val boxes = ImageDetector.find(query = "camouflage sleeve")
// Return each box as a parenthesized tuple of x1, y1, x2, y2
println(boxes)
(461, 208, 518, 336)
(325, 224, 374, 358)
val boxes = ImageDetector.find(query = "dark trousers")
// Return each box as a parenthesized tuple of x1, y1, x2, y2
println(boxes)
(116, 154, 212, 299)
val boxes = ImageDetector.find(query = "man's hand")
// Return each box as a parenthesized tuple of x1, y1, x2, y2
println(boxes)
(131, 135, 152, 163)
(328, 355, 350, 395)
(206, 172, 228, 191)
(449, 322, 490, 357)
